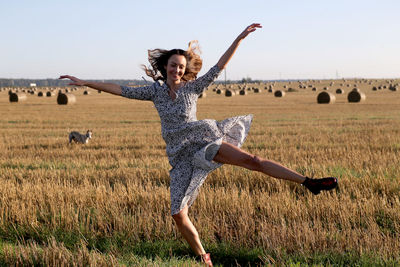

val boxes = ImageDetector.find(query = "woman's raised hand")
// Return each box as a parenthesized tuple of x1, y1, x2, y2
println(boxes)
(237, 23, 262, 40)
(59, 75, 86, 86)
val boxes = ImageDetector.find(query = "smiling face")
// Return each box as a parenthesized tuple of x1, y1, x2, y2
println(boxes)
(165, 54, 187, 85)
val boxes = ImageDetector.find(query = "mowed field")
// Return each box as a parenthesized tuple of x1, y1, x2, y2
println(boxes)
(0, 80, 399, 266)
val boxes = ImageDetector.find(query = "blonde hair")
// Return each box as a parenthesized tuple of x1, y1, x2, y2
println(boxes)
(142, 40, 202, 82)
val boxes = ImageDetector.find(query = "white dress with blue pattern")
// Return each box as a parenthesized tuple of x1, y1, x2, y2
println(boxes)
(121, 64, 252, 215)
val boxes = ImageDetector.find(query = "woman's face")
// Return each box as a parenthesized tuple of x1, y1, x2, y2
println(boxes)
(165, 54, 187, 83)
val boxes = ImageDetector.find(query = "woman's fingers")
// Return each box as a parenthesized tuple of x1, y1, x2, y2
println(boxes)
(239, 23, 262, 39)
(59, 75, 72, 79)
(59, 75, 84, 86)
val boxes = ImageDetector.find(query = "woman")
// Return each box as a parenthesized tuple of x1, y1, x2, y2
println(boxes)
(60, 23, 337, 266)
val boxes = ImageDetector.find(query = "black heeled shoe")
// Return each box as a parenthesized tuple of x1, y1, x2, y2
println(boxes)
(302, 177, 338, 195)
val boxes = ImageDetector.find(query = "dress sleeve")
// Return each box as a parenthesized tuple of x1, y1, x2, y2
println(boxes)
(191, 64, 222, 95)
(120, 83, 155, 101)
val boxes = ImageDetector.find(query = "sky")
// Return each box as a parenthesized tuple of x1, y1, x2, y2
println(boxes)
(1, 0, 399, 80)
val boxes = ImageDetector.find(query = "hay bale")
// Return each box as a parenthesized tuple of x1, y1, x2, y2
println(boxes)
(9, 92, 27, 102)
(312, 87, 317, 91)
(216, 89, 224, 94)
(46, 91, 55, 97)
(274, 90, 285, 97)
(348, 91, 366, 103)
(98, 90, 102, 93)
(389, 85, 398, 91)
(372, 86, 378, 91)
(38, 91, 44, 97)
(239, 89, 247, 95)
(323, 87, 329, 90)
(57, 93, 76, 105)
(267, 88, 274, 93)
(225, 89, 235, 97)
(317, 91, 336, 104)
(199, 92, 206, 98)
(83, 90, 90, 95)
(336, 88, 344, 94)
(253, 88, 260, 93)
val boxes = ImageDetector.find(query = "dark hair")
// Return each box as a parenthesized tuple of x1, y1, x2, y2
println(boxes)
(142, 41, 202, 82)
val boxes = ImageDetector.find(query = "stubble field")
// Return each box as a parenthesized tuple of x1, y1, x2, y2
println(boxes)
(0, 80, 399, 266)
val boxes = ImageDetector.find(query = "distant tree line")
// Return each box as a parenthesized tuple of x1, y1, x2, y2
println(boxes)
(0, 78, 150, 88)
(0, 77, 273, 88)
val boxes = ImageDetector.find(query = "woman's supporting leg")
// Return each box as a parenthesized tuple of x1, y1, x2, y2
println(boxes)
(213, 141, 306, 183)
(172, 205, 206, 256)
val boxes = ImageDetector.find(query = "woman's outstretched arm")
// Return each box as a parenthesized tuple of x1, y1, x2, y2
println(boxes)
(58, 75, 122, 95)
(217, 23, 262, 70)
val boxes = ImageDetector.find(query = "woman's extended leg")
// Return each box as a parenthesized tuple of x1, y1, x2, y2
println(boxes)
(213, 141, 306, 183)
(213, 141, 337, 193)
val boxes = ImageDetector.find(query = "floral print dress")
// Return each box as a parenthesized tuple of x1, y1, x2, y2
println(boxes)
(121, 64, 252, 215)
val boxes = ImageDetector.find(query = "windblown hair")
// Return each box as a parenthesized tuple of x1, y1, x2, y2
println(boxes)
(142, 40, 202, 82)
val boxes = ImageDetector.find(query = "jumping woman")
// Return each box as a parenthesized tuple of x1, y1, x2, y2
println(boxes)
(60, 23, 337, 266)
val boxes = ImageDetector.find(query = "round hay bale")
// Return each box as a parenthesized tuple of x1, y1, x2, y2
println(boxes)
(57, 93, 76, 105)
(83, 90, 90, 95)
(239, 89, 247, 95)
(389, 85, 398, 91)
(287, 88, 298, 92)
(317, 91, 336, 104)
(274, 90, 285, 97)
(38, 91, 44, 97)
(199, 92, 206, 98)
(9, 92, 27, 102)
(323, 87, 329, 90)
(98, 90, 102, 93)
(352, 88, 360, 92)
(312, 87, 317, 91)
(253, 88, 260, 93)
(336, 88, 344, 94)
(267, 88, 274, 93)
(225, 89, 235, 97)
(372, 86, 378, 91)
(216, 89, 224, 94)
(348, 91, 366, 103)
(46, 91, 55, 97)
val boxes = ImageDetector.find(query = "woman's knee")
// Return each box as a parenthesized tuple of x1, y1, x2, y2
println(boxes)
(172, 208, 188, 225)
(246, 155, 263, 171)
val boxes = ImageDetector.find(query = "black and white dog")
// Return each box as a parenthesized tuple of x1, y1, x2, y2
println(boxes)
(69, 130, 92, 144)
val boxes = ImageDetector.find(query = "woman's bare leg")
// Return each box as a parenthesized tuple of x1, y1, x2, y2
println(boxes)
(213, 141, 306, 183)
(172, 205, 206, 256)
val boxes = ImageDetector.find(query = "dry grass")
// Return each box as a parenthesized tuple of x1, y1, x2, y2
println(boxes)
(0, 80, 399, 265)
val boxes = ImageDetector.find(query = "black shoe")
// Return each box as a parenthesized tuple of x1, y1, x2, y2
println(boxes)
(302, 177, 338, 195)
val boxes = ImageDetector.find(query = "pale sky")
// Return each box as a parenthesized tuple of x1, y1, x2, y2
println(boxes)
(1, 0, 399, 80)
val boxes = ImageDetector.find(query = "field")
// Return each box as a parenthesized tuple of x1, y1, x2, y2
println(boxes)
(0, 80, 399, 266)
